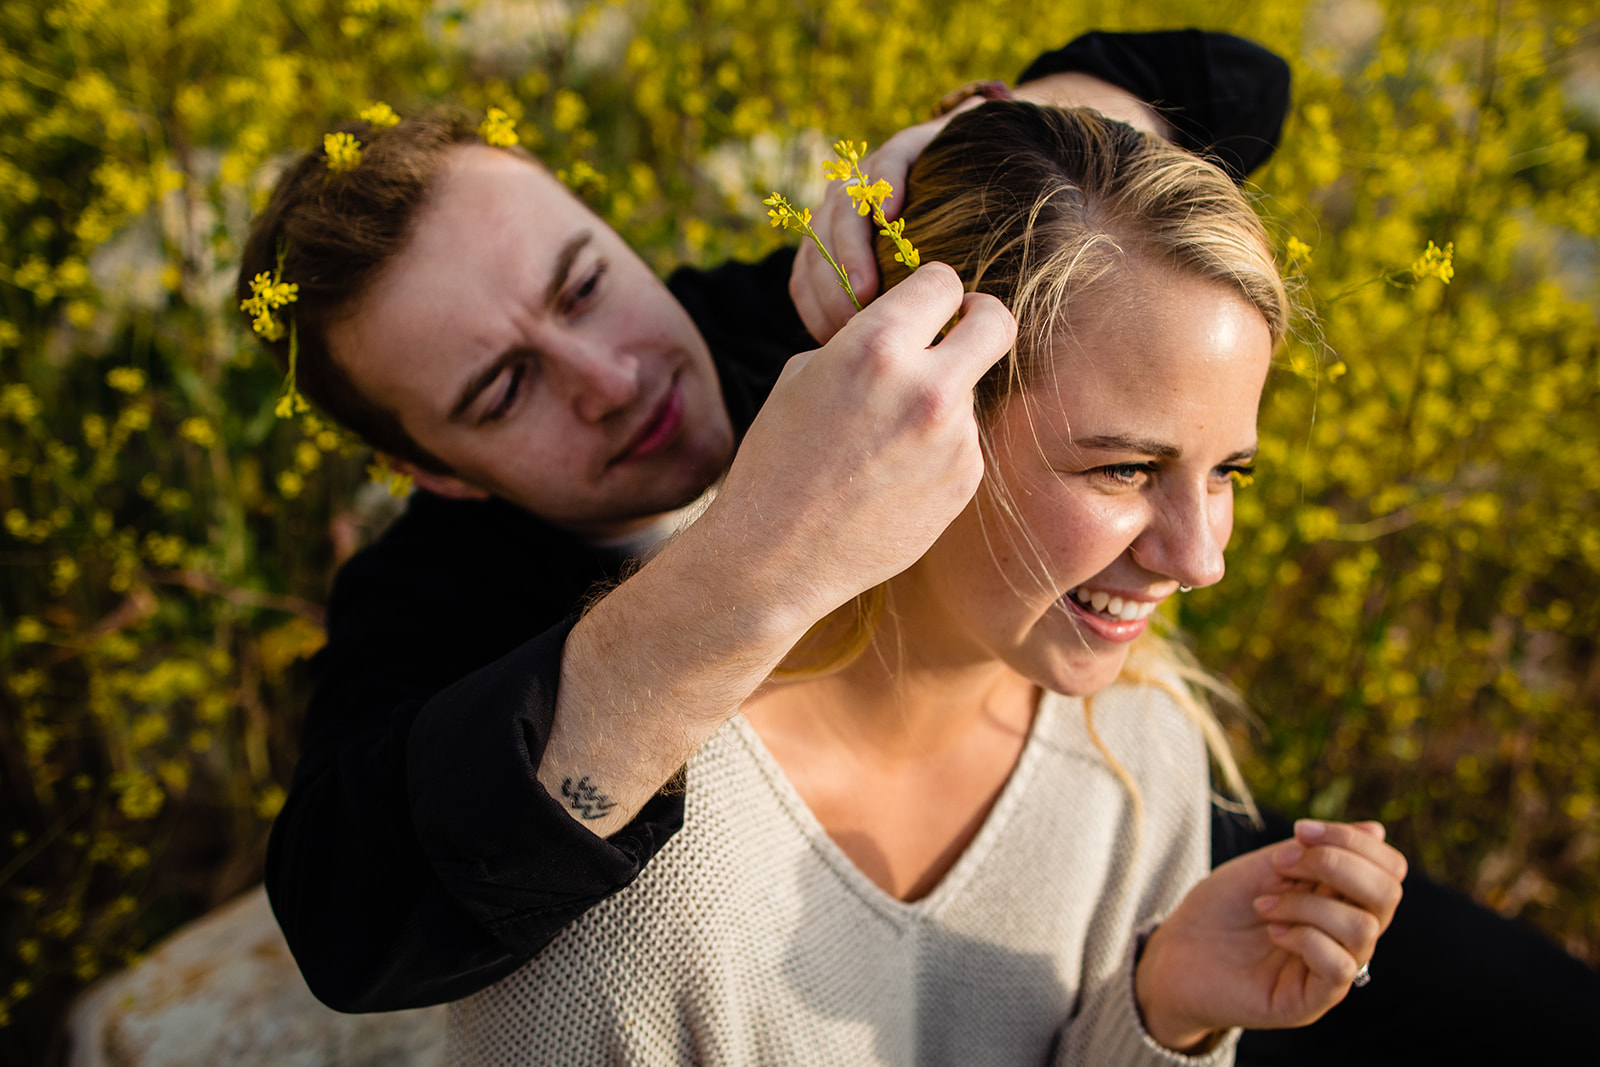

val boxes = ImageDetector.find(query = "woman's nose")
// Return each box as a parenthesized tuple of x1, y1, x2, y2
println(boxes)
(1137, 487, 1229, 590)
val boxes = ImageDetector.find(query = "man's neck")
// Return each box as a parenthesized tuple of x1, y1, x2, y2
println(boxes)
(582, 484, 719, 558)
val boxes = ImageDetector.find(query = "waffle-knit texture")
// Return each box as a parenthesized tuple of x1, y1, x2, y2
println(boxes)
(448, 684, 1236, 1066)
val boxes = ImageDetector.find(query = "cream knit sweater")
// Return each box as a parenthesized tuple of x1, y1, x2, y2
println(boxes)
(448, 683, 1236, 1067)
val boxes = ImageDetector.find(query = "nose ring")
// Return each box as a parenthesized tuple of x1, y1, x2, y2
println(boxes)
(1178, 585, 1193, 593)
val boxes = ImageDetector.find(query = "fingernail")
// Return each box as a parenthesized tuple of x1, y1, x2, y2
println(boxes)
(1295, 819, 1326, 841)
(1268, 923, 1290, 938)
(1275, 844, 1303, 868)
(1253, 894, 1279, 914)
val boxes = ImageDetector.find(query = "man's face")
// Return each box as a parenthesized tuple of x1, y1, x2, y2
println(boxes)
(328, 145, 735, 536)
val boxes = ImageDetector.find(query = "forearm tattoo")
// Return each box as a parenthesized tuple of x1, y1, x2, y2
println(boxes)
(560, 776, 618, 820)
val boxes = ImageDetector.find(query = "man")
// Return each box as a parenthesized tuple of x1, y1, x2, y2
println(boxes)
(243, 29, 1595, 1063)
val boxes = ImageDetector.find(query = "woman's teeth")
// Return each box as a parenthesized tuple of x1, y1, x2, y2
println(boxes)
(1069, 587, 1157, 622)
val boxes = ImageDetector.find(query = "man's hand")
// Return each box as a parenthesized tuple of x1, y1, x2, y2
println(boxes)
(541, 263, 1015, 837)
(1134, 820, 1407, 1052)
(789, 113, 961, 343)
(790, 71, 1174, 344)
(723, 261, 1013, 626)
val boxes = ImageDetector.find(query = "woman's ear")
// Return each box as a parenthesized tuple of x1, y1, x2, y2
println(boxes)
(389, 458, 491, 501)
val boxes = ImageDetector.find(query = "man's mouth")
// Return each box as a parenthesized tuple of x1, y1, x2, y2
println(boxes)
(610, 377, 684, 467)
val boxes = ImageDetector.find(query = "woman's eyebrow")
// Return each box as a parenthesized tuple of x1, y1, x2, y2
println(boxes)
(1071, 433, 1181, 459)
(1067, 435, 1260, 464)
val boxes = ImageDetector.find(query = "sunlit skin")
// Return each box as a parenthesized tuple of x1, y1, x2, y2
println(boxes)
(327, 145, 734, 537)
(747, 267, 1275, 902)
(891, 266, 1275, 701)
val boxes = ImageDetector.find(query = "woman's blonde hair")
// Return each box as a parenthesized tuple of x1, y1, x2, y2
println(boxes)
(781, 102, 1289, 818)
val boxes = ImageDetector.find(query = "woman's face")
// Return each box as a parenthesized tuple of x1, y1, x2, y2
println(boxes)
(897, 268, 1274, 696)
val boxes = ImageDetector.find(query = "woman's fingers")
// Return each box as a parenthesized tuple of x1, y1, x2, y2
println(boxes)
(1254, 889, 1382, 962)
(1271, 828, 1405, 930)
(1265, 920, 1365, 988)
(1294, 819, 1408, 880)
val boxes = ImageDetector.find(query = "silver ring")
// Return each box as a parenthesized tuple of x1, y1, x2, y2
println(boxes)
(1352, 962, 1371, 987)
(1178, 585, 1193, 593)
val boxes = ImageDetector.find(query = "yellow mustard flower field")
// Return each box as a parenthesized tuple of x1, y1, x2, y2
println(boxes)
(1, 0, 1596, 1055)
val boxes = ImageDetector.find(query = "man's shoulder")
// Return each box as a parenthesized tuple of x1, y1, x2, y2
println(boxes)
(324, 491, 618, 643)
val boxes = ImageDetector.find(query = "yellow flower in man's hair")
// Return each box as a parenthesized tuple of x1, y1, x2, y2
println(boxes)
(324, 132, 363, 174)
(240, 270, 299, 341)
(359, 102, 400, 128)
(479, 108, 519, 148)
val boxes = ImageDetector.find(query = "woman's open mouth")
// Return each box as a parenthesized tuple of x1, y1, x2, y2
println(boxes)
(1062, 586, 1158, 642)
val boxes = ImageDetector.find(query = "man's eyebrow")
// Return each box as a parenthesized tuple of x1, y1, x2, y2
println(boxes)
(543, 231, 592, 309)
(448, 231, 593, 423)
(1068, 434, 1259, 464)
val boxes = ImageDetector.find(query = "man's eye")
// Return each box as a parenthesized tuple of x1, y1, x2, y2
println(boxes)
(566, 261, 607, 312)
(483, 363, 527, 424)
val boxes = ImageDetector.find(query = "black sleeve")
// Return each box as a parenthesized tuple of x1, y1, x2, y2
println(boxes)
(1018, 30, 1292, 182)
(265, 496, 682, 1012)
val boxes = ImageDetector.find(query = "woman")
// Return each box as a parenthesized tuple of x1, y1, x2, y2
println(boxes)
(447, 103, 1406, 1066)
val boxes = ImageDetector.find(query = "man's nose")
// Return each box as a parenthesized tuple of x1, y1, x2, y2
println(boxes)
(550, 342, 641, 422)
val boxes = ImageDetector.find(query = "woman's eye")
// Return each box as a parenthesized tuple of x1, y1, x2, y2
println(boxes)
(1219, 463, 1256, 486)
(483, 363, 527, 424)
(1093, 463, 1153, 486)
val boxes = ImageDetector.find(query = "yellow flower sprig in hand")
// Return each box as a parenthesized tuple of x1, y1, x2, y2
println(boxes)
(763, 193, 862, 311)
(827, 139, 921, 272)
(764, 138, 922, 313)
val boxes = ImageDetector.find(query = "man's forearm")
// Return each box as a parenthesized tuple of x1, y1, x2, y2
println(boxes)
(538, 504, 815, 837)
(538, 265, 1013, 837)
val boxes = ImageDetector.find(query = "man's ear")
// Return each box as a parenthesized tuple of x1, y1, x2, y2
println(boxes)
(390, 458, 492, 501)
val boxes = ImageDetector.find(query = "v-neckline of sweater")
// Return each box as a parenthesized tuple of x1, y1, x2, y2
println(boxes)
(727, 695, 1059, 925)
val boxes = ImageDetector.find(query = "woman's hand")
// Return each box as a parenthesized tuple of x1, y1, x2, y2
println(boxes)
(1134, 819, 1407, 1053)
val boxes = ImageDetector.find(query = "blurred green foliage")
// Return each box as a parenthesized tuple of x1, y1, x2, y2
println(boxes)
(1, 0, 1596, 1057)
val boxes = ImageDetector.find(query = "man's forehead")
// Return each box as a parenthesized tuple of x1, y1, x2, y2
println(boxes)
(427, 143, 584, 241)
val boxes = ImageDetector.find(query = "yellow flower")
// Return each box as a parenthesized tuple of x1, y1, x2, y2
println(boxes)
(178, 417, 215, 448)
(1410, 240, 1455, 283)
(831, 139, 866, 164)
(323, 131, 363, 174)
(1286, 236, 1312, 263)
(359, 102, 400, 127)
(479, 108, 519, 148)
(241, 271, 299, 340)
(366, 455, 415, 497)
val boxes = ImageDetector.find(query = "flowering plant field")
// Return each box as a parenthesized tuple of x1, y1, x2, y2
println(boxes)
(2, 0, 1596, 1056)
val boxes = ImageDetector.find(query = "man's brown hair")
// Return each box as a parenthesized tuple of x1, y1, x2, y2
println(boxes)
(237, 108, 506, 472)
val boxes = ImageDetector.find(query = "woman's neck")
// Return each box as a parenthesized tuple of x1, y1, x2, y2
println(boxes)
(747, 609, 1037, 761)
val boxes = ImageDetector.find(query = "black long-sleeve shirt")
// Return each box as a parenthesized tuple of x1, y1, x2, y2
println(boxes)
(266, 31, 1293, 1014)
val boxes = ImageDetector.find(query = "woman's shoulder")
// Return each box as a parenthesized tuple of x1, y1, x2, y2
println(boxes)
(1036, 676, 1210, 782)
